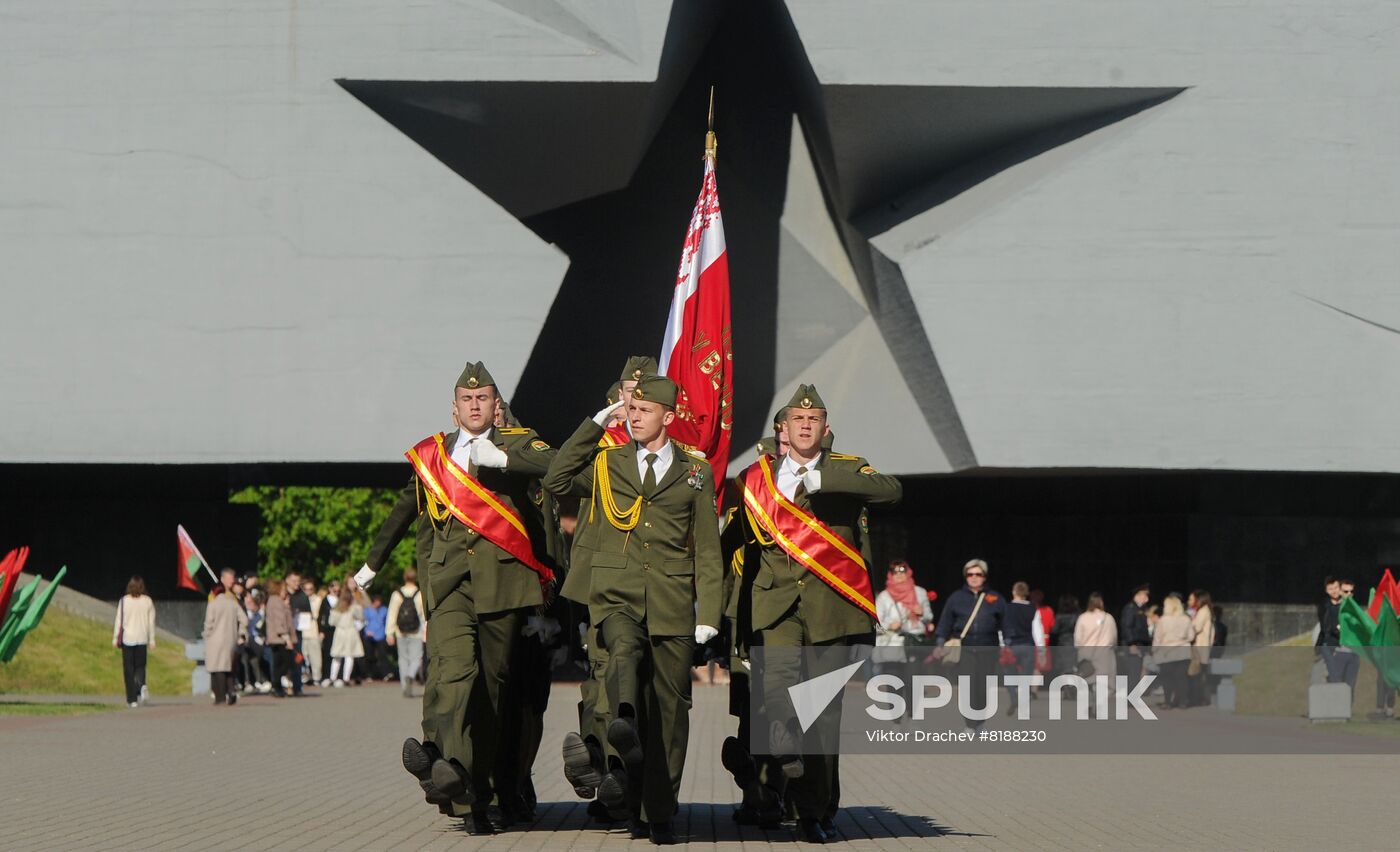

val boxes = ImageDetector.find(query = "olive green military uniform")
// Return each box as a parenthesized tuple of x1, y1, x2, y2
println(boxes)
(561, 358, 654, 791)
(732, 386, 901, 822)
(543, 380, 724, 824)
(365, 367, 558, 817)
(494, 403, 568, 819)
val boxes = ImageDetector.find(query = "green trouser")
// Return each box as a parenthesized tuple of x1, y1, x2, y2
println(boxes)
(579, 623, 613, 760)
(751, 603, 850, 820)
(422, 579, 524, 817)
(598, 612, 694, 822)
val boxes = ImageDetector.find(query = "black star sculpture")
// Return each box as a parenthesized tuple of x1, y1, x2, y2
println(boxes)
(339, 1, 1181, 466)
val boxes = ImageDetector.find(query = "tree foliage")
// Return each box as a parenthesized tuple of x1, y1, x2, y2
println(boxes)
(229, 486, 415, 586)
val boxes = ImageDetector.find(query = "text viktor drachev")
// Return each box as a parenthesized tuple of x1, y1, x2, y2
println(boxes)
(864, 674, 1160, 722)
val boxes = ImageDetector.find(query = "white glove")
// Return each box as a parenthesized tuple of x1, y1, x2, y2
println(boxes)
(353, 563, 376, 590)
(538, 617, 561, 643)
(592, 400, 625, 427)
(470, 439, 509, 469)
(695, 624, 719, 644)
(802, 469, 822, 494)
(523, 615, 544, 638)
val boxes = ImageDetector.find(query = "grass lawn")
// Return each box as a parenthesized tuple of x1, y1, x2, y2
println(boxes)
(0, 701, 117, 717)
(0, 606, 194, 696)
(1235, 636, 1384, 717)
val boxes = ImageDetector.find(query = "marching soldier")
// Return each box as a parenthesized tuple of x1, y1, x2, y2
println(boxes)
(559, 356, 655, 821)
(729, 384, 901, 843)
(353, 362, 558, 835)
(544, 373, 724, 845)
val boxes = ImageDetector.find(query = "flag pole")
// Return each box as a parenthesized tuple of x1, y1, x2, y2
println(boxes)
(706, 86, 717, 161)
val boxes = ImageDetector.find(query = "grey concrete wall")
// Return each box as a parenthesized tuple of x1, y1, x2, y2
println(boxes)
(4, 1, 1399, 475)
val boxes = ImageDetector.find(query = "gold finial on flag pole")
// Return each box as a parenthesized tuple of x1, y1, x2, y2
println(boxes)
(705, 86, 718, 162)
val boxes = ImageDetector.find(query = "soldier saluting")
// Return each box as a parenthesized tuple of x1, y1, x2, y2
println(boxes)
(730, 384, 902, 844)
(353, 362, 558, 836)
(544, 373, 724, 846)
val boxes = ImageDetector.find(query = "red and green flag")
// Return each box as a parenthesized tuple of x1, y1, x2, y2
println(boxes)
(1339, 591, 1400, 691)
(0, 546, 29, 625)
(0, 566, 67, 663)
(176, 524, 217, 593)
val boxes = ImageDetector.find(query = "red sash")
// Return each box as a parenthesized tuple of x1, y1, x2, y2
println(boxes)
(737, 456, 875, 618)
(405, 434, 554, 587)
(601, 424, 630, 448)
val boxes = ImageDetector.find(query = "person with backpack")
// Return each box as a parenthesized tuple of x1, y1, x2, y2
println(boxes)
(387, 569, 427, 698)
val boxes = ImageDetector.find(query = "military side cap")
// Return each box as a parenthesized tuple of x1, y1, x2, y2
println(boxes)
(786, 383, 826, 411)
(619, 355, 659, 382)
(456, 361, 495, 390)
(631, 374, 678, 407)
(606, 383, 621, 405)
(772, 408, 787, 428)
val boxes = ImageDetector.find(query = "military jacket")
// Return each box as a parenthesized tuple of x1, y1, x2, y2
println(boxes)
(732, 451, 901, 644)
(543, 418, 723, 637)
(365, 427, 558, 615)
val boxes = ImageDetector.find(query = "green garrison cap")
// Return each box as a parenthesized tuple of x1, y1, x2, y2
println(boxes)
(772, 408, 787, 428)
(630, 374, 678, 408)
(619, 356, 659, 383)
(606, 384, 621, 405)
(785, 384, 826, 412)
(455, 361, 496, 391)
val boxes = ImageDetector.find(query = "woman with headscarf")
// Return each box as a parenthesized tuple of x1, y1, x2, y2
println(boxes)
(875, 559, 936, 651)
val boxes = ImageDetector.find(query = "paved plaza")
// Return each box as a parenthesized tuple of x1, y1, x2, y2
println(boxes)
(1, 682, 1395, 850)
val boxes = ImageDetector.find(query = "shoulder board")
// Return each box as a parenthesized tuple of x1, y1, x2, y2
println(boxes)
(681, 447, 710, 461)
(826, 452, 860, 461)
(497, 427, 531, 435)
(598, 442, 627, 451)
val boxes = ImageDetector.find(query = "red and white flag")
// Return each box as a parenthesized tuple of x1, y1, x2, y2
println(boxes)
(660, 152, 733, 499)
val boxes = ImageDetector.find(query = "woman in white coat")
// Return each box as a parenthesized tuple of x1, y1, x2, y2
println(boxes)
(328, 586, 365, 686)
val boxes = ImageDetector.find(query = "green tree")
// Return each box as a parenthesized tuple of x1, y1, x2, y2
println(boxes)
(229, 486, 415, 587)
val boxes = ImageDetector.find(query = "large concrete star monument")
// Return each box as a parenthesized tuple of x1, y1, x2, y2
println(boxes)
(339, 1, 1181, 468)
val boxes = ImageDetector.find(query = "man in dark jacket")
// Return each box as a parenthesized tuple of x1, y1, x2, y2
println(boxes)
(1119, 584, 1151, 689)
(934, 559, 1005, 727)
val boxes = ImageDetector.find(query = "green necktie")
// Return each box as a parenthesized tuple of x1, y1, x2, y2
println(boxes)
(794, 465, 809, 500)
(643, 453, 659, 498)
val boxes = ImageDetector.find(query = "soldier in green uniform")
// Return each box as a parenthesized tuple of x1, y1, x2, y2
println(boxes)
(544, 374, 724, 845)
(559, 356, 655, 821)
(730, 384, 901, 844)
(353, 362, 558, 836)
(492, 398, 568, 825)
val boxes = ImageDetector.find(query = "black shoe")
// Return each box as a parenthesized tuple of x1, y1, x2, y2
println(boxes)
(465, 810, 496, 836)
(430, 758, 474, 804)
(797, 818, 829, 843)
(586, 799, 623, 823)
(733, 799, 784, 829)
(226, 693, 238, 706)
(562, 731, 602, 798)
(607, 717, 645, 773)
(720, 736, 757, 787)
(628, 817, 650, 840)
(420, 778, 451, 806)
(649, 819, 676, 845)
(819, 815, 837, 837)
(402, 738, 440, 781)
(596, 768, 628, 810)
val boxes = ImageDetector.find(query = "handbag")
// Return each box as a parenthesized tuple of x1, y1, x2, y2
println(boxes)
(1187, 647, 1203, 677)
(941, 592, 985, 666)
